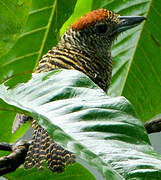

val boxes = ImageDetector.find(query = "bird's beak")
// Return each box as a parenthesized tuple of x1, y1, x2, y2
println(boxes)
(112, 16, 146, 34)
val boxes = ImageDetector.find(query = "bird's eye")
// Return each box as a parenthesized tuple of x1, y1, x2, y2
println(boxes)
(95, 23, 108, 34)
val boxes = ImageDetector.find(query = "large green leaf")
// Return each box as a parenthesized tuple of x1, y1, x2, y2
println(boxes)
(0, 70, 161, 179)
(121, 0, 161, 121)
(0, 0, 77, 85)
(0, 0, 31, 56)
(93, 0, 161, 121)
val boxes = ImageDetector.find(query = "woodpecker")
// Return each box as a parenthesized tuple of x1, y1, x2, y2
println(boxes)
(1, 9, 146, 174)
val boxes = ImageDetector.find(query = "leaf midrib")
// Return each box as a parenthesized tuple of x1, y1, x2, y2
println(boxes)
(34, 0, 58, 71)
(119, 0, 152, 96)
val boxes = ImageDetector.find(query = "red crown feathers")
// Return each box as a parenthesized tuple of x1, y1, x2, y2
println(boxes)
(72, 9, 117, 30)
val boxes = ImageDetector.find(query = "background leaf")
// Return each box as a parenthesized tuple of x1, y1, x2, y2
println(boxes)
(0, 0, 77, 85)
(121, 0, 161, 121)
(0, 0, 31, 56)
(1, 70, 161, 179)
(92, 0, 161, 121)
(60, 0, 93, 35)
(5, 163, 96, 180)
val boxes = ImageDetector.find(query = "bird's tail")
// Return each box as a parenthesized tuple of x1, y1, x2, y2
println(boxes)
(24, 120, 75, 172)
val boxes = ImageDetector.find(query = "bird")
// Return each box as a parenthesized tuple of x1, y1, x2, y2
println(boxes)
(1, 9, 146, 174)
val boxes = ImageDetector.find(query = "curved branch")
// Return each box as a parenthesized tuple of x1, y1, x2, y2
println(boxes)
(144, 117, 161, 134)
(0, 140, 30, 176)
(0, 143, 12, 151)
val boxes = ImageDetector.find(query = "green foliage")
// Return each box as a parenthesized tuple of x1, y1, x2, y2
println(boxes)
(0, 0, 31, 56)
(1, 70, 161, 179)
(121, 0, 161, 121)
(6, 163, 96, 180)
(0, 0, 77, 85)
(0, 0, 161, 179)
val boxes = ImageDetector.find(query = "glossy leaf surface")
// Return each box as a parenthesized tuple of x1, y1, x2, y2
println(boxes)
(0, 70, 161, 179)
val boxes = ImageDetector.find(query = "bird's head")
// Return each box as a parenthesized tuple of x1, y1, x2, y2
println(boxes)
(60, 9, 145, 57)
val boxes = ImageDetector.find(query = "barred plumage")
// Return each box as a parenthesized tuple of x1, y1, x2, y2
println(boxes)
(24, 120, 75, 172)
(37, 47, 113, 91)
(10, 9, 145, 173)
